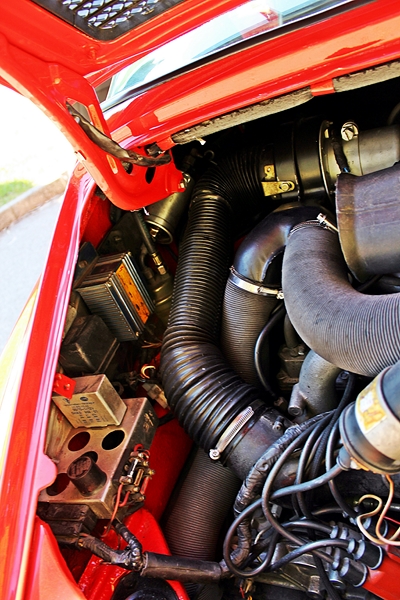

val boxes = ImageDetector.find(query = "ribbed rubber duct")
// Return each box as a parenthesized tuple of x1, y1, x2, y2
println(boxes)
(164, 449, 240, 600)
(221, 204, 320, 387)
(164, 448, 240, 561)
(160, 147, 287, 471)
(282, 223, 400, 377)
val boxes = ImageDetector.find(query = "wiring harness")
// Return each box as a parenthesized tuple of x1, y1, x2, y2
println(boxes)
(76, 374, 400, 599)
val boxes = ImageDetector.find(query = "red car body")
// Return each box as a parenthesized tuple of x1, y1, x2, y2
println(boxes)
(2, 1, 400, 599)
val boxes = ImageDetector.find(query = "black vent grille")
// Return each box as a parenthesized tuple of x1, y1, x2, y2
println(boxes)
(32, 0, 185, 40)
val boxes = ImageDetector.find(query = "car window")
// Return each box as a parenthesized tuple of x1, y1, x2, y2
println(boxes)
(107, 0, 355, 102)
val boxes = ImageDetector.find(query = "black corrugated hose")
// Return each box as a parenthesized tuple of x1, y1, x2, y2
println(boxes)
(221, 204, 320, 389)
(164, 449, 240, 561)
(164, 448, 240, 600)
(160, 146, 273, 453)
(221, 281, 277, 387)
(282, 223, 400, 377)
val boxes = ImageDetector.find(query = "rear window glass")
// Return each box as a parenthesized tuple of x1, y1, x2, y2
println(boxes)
(107, 0, 355, 102)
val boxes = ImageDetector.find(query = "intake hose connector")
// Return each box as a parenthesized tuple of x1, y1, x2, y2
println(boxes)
(289, 350, 341, 418)
(282, 222, 400, 377)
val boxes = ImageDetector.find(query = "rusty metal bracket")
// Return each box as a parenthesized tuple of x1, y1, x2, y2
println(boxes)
(262, 164, 295, 196)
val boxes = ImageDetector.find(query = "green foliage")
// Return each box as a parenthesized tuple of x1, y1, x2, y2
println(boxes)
(0, 180, 32, 207)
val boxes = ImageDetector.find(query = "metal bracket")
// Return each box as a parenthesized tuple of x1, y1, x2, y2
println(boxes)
(52, 373, 76, 400)
(262, 165, 295, 196)
(317, 213, 338, 233)
(262, 180, 295, 196)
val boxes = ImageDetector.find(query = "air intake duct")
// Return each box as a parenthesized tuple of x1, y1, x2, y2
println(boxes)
(160, 147, 290, 479)
(221, 203, 320, 389)
(282, 222, 400, 377)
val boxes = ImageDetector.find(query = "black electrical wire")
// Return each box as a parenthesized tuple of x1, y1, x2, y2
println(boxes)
(295, 418, 346, 600)
(245, 529, 280, 574)
(254, 304, 286, 395)
(224, 497, 339, 571)
(267, 538, 349, 572)
(308, 373, 356, 480)
(295, 417, 332, 518)
(307, 423, 332, 471)
(284, 520, 332, 536)
(243, 520, 334, 562)
(231, 414, 329, 570)
(314, 554, 343, 600)
(67, 102, 171, 167)
(295, 396, 354, 600)
(247, 520, 333, 557)
(246, 521, 345, 600)
(157, 412, 175, 426)
(326, 421, 357, 519)
(328, 125, 350, 173)
(269, 464, 343, 502)
(356, 274, 381, 293)
(223, 470, 341, 580)
(305, 373, 356, 523)
(223, 513, 337, 578)
(222, 497, 271, 577)
(313, 505, 346, 517)
(223, 413, 344, 583)
(259, 427, 342, 565)
(282, 517, 350, 600)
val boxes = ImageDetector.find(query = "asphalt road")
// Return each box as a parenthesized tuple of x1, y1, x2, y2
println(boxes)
(0, 85, 74, 355)
(0, 195, 62, 354)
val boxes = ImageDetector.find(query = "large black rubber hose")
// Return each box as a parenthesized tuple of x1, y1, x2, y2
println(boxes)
(282, 223, 400, 377)
(221, 282, 277, 387)
(221, 205, 320, 388)
(164, 449, 240, 600)
(161, 196, 261, 450)
(164, 448, 240, 561)
(160, 148, 272, 452)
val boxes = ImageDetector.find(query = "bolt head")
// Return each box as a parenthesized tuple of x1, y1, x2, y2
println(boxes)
(209, 449, 220, 460)
(341, 122, 358, 141)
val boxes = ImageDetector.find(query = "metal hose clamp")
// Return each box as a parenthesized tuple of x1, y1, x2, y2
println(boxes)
(209, 406, 255, 460)
(229, 268, 284, 299)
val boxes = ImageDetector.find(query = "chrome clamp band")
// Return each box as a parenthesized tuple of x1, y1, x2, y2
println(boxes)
(289, 214, 338, 238)
(229, 268, 284, 299)
(209, 406, 254, 460)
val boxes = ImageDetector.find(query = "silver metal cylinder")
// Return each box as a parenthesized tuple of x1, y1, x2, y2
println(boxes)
(320, 122, 400, 195)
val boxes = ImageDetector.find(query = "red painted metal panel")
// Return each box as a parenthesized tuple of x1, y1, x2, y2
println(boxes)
(1, 1, 400, 211)
(363, 549, 400, 600)
(25, 519, 87, 600)
(107, 0, 400, 148)
(2, 1, 400, 598)
(0, 166, 95, 600)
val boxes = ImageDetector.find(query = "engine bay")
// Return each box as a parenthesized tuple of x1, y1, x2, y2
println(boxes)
(37, 72, 400, 600)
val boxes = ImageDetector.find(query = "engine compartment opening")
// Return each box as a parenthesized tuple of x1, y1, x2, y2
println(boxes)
(37, 72, 400, 600)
